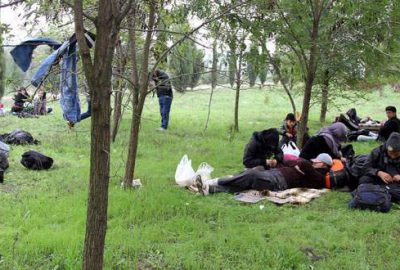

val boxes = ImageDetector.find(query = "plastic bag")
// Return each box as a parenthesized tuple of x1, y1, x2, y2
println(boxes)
(195, 162, 214, 180)
(281, 141, 300, 157)
(175, 154, 196, 187)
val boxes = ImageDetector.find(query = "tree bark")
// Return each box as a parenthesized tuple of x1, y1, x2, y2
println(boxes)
(297, 1, 321, 148)
(74, 0, 131, 269)
(205, 40, 218, 131)
(320, 70, 329, 123)
(233, 51, 243, 132)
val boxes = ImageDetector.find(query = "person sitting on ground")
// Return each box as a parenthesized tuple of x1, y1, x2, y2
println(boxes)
(378, 106, 400, 142)
(359, 132, 400, 185)
(243, 128, 283, 170)
(0, 152, 9, 184)
(300, 122, 348, 161)
(278, 113, 297, 147)
(195, 153, 333, 195)
(11, 87, 30, 113)
(33, 89, 47, 115)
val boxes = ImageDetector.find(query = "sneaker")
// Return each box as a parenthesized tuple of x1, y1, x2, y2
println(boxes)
(156, 127, 166, 131)
(195, 175, 209, 196)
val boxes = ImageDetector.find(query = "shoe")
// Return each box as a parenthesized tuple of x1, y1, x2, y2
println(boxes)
(156, 127, 166, 131)
(195, 175, 209, 196)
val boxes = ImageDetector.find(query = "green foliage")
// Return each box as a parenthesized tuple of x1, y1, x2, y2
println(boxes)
(245, 43, 260, 87)
(0, 87, 399, 269)
(168, 39, 204, 92)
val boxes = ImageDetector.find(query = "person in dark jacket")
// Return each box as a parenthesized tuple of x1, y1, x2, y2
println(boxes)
(278, 113, 297, 147)
(300, 122, 348, 161)
(195, 153, 332, 195)
(0, 152, 9, 183)
(152, 70, 173, 131)
(11, 87, 30, 113)
(378, 106, 400, 142)
(243, 128, 284, 169)
(359, 132, 400, 185)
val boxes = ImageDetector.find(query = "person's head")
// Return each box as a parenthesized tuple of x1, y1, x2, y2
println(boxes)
(311, 153, 333, 168)
(152, 70, 160, 78)
(385, 106, 397, 119)
(385, 132, 400, 160)
(259, 128, 279, 151)
(326, 122, 348, 143)
(285, 113, 296, 128)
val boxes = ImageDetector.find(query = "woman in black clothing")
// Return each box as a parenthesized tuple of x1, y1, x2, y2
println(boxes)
(300, 122, 348, 160)
(12, 87, 30, 113)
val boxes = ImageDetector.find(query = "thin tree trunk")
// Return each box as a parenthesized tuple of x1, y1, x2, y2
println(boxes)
(297, 4, 321, 148)
(320, 70, 329, 123)
(205, 40, 218, 131)
(233, 52, 243, 132)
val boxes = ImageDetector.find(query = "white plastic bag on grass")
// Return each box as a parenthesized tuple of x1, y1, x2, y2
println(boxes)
(195, 162, 214, 180)
(175, 154, 196, 187)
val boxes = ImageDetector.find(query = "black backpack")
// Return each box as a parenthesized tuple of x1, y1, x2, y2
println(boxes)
(21, 151, 53, 170)
(2, 129, 39, 145)
(349, 184, 392, 213)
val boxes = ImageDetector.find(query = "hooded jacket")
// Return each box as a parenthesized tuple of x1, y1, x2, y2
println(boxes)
(153, 70, 173, 97)
(243, 128, 283, 169)
(316, 122, 348, 158)
(364, 132, 400, 177)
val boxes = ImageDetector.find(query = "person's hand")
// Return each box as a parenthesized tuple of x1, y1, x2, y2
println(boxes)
(266, 159, 277, 168)
(393, 175, 400, 182)
(377, 171, 393, 184)
(286, 133, 293, 138)
(341, 157, 347, 162)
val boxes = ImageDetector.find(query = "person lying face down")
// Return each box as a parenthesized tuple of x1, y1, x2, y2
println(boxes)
(300, 122, 348, 160)
(242, 128, 284, 170)
(360, 132, 400, 185)
(196, 153, 333, 195)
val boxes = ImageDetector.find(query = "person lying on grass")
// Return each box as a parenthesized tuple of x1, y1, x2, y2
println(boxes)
(242, 128, 283, 170)
(195, 153, 333, 196)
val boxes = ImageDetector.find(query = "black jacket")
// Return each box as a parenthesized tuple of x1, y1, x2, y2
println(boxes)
(378, 117, 400, 141)
(243, 129, 283, 169)
(364, 145, 400, 178)
(153, 70, 173, 97)
(299, 135, 341, 160)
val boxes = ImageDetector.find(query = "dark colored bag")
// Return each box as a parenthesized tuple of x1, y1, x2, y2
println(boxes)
(349, 184, 392, 212)
(2, 129, 39, 145)
(21, 150, 53, 170)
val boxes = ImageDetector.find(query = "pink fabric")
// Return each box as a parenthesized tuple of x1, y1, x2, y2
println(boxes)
(284, 153, 299, 161)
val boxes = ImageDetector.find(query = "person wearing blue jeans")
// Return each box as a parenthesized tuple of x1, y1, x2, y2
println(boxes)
(153, 70, 173, 130)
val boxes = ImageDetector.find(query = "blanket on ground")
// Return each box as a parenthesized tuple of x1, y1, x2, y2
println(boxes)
(234, 188, 330, 204)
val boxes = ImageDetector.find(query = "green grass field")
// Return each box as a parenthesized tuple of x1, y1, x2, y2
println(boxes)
(0, 86, 399, 269)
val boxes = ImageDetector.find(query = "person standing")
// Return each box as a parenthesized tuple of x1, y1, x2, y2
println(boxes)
(378, 106, 400, 142)
(152, 70, 173, 131)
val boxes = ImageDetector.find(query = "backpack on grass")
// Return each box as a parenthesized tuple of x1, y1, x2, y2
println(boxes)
(21, 150, 53, 170)
(349, 184, 392, 213)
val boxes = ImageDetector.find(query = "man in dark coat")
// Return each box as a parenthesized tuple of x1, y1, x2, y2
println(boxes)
(196, 153, 333, 195)
(378, 106, 400, 141)
(152, 70, 173, 131)
(359, 132, 400, 185)
(242, 128, 284, 169)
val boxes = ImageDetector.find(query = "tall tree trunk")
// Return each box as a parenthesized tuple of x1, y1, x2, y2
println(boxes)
(123, 2, 156, 185)
(74, 0, 130, 269)
(0, 24, 4, 99)
(205, 40, 218, 131)
(233, 52, 243, 132)
(111, 42, 127, 142)
(320, 70, 329, 123)
(297, 4, 321, 148)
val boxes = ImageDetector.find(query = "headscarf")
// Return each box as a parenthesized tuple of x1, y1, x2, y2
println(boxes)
(317, 122, 348, 157)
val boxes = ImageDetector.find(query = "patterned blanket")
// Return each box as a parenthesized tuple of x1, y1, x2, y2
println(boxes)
(234, 188, 330, 204)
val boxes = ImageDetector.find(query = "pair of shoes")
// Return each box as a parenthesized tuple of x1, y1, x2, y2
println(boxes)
(195, 175, 209, 196)
(156, 127, 166, 131)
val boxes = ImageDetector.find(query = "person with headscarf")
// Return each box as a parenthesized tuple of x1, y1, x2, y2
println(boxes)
(359, 132, 400, 185)
(242, 128, 284, 169)
(299, 122, 348, 161)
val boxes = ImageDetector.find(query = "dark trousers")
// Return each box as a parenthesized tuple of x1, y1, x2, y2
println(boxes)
(158, 95, 172, 129)
(212, 168, 288, 194)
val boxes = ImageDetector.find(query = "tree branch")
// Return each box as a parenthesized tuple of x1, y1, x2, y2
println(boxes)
(0, 0, 24, 9)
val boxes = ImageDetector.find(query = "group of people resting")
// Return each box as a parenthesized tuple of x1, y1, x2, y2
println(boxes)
(11, 87, 50, 115)
(195, 108, 400, 197)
